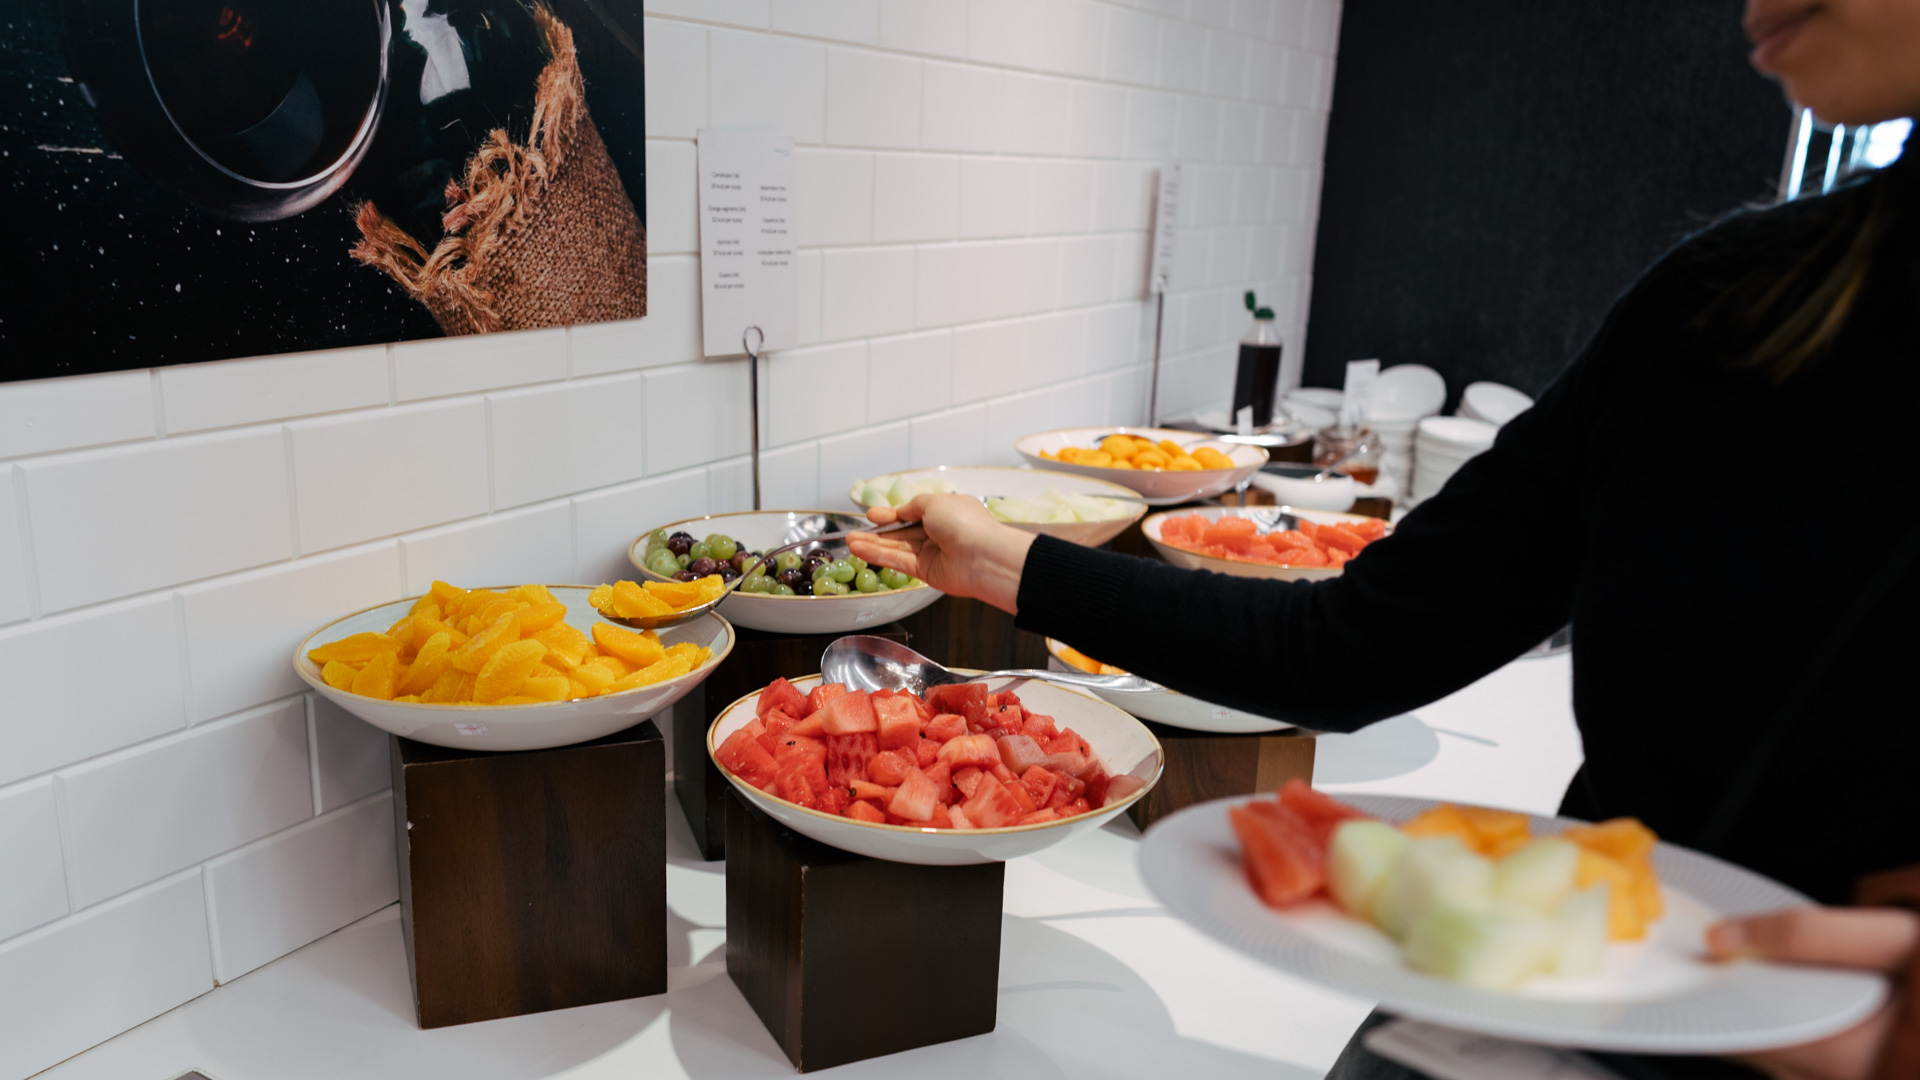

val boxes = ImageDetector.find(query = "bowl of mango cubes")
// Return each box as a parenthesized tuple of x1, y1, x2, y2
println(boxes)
(295, 581, 732, 752)
(850, 465, 1147, 548)
(1015, 427, 1268, 504)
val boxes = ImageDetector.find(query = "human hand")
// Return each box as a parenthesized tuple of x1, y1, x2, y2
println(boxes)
(1706, 906, 1919, 1079)
(846, 494, 1036, 614)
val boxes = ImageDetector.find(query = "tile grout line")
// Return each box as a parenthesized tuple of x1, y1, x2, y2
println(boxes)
(172, 591, 195, 726)
(201, 864, 225, 985)
(48, 772, 78, 922)
(305, 693, 323, 817)
(10, 464, 43, 620)
(149, 369, 167, 439)
(282, 426, 302, 559)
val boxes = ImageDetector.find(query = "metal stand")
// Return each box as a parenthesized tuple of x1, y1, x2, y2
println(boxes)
(743, 325, 764, 511)
(1147, 275, 1168, 427)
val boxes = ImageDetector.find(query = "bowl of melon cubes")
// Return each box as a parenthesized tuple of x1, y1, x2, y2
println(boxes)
(709, 674, 1163, 865)
(295, 581, 733, 752)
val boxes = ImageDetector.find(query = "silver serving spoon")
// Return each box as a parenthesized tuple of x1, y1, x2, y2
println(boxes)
(819, 635, 1161, 696)
(599, 522, 916, 631)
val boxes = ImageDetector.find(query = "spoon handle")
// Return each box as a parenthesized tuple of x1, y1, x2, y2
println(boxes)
(969, 668, 1159, 694)
(725, 520, 918, 595)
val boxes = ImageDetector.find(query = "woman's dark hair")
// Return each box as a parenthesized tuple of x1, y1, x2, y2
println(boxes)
(1691, 159, 1903, 382)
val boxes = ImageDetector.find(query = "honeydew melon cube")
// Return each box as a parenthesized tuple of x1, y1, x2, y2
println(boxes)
(1403, 901, 1563, 990)
(1372, 836, 1493, 941)
(1493, 838, 1581, 914)
(1328, 820, 1410, 918)
(861, 484, 892, 508)
(1554, 885, 1610, 978)
(888, 478, 918, 507)
(931, 480, 956, 495)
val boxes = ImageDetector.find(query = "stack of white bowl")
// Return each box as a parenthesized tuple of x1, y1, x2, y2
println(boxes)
(1456, 381, 1534, 426)
(1410, 416, 1498, 505)
(1367, 365, 1447, 498)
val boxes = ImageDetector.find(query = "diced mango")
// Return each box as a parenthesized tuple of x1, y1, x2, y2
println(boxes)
(1457, 806, 1530, 852)
(1192, 446, 1234, 470)
(1562, 818, 1658, 865)
(473, 639, 548, 703)
(592, 622, 667, 667)
(1402, 804, 1478, 844)
(1575, 848, 1645, 941)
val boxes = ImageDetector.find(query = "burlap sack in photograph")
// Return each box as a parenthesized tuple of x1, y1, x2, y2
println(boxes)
(351, 6, 646, 336)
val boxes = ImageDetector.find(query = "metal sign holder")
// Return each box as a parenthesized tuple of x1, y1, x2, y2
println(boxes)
(1147, 273, 1168, 427)
(743, 324, 765, 511)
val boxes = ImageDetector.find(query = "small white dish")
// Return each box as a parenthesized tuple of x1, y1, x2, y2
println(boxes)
(1417, 415, 1499, 451)
(1141, 794, 1887, 1055)
(294, 586, 734, 753)
(1015, 426, 1268, 505)
(1141, 505, 1392, 582)
(634, 511, 943, 635)
(1373, 365, 1447, 422)
(1459, 382, 1534, 426)
(1248, 464, 1358, 512)
(709, 674, 1163, 865)
(1045, 639, 1289, 734)
(848, 465, 1146, 548)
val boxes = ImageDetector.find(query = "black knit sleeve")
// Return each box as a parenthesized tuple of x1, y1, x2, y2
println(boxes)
(1013, 259, 1682, 731)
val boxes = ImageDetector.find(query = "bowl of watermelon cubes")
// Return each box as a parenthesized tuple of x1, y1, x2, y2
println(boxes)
(1140, 786, 1887, 1052)
(1143, 505, 1392, 581)
(710, 673, 1162, 865)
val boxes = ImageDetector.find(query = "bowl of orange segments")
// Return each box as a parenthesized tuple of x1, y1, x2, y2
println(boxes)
(294, 581, 734, 752)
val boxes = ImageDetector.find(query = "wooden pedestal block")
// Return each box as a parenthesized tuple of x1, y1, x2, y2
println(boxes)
(1126, 722, 1316, 830)
(389, 721, 666, 1028)
(674, 624, 911, 860)
(893, 593, 1052, 674)
(726, 793, 1003, 1072)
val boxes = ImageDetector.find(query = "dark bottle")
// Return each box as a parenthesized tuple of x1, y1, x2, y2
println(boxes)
(350, 0, 552, 245)
(1232, 291, 1284, 428)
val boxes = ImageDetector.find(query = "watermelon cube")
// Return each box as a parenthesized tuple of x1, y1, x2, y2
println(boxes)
(873, 694, 924, 750)
(866, 749, 914, 786)
(951, 766, 986, 801)
(846, 800, 887, 824)
(776, 768, 819, 809)
(925, 683, 987, 716)
(717, 728, 780, 788)
(923, 761, 954, 804)
(913, 735, 940, 768)
(820, 690, 879, 735)
(995, 733, 1050, 775)
(807, 683, 849, 717)
(1019, 766, 1058, 808)
(962, 776, 1025, 828)
(889, 767, 940, 822)
(1017, 808, 1059, 826)
(925, 713, 968, 742)
(1230, 801, 1327, 908)
(937, 733, 1001, 770)
(759, 676, 810, 719)
(826, 732, 879, 788)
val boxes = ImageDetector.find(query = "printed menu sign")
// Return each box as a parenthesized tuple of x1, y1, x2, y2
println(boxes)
(698, 129, 798, 356)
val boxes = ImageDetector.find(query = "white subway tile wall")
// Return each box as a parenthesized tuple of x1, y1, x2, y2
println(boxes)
(0, 0, 1339, 1063)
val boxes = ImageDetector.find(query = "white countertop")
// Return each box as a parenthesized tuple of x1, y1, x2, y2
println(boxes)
(39, 655, 1578, 1080)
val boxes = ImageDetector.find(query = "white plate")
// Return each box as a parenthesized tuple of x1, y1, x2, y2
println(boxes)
(1460, 381, 1534, 426)
(1373, 365, 1447, 421)
(1044, 639, 1289, 734)
(1014, 427, 1268, 505)
(634, 511, 943, 634)
(710, 673, 1163, 865)
(848, 465, 1146, 548)
(1141, 794, 1887, 1054)
(294, 586, 734, 752)
(1141, 505, 1392, 582)
(1417, 415, 1498, 451)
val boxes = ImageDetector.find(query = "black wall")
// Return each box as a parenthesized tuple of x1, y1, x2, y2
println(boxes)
(1303, 1, 1793, 402)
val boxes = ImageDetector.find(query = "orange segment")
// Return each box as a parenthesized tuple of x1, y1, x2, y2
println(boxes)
(397, 632, 454, 696)
(422, 669, 477, 703)
(308, 632, 401, 665)
(321, 660, 359, 691)
(473, 639, 548, 703)
(450, 613, 521, 673)
(592, 622, 667, 667)
(641, 578, 705, 607)
(518, 675, 570, 703)
(532, 622, 592, 670)
(610, 655, 693, 692)
(349, 651, 399, 701)
(515, 601, 568, 634)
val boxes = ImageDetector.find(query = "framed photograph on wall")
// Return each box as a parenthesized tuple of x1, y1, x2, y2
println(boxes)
(2, 0, 647, 379)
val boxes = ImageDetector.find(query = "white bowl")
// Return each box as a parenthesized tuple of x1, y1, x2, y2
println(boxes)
(848, 465, 1146, 548)
(634, 511, 943, 635)
(1248, 464, 1357, 512)
(1044, 639, 1289, 734)
(1014, 427, 1268, 505)
(1285, 388, 1345, 412)
(1141, 505, 1393, 582)
(1459, 381, 1534, 426)
(1416, 414, 1498, 451)
(1372, 364, 1447, 421)
(710, 674, 1163, 865)
(294, 586, 734, 752)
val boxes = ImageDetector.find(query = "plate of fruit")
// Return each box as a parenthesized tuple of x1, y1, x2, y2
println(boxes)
(850, 465, 1147, 548)
(631, 511, 942, 635)
(1139, 786, 1886, 1054)
(295, 581, 732, 752)
(709, 673, 1162, 864)
(1015, 427, 1268, 504)
(1144, 505, 1392, 581)
(1046, 639, 1289, 734)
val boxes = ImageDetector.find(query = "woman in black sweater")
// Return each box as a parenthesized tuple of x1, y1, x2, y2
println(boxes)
(852, 0, 1920, 1075)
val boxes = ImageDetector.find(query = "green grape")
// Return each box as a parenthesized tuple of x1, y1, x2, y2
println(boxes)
(812, 577, 838, 597)
(854, 568, 880, 593)
(746, 560, 768, 579)
(877, 567, 907, 589)
(826, 560, 856, 583)
(676, 552, 692, 568)
(648, 551, 680, 577)
(650, 528, 670, 546)
(688, 540, 712, 561)
(748, 575, 775, 594)
(847, 555, 867, 571)
(776, 551, 802, 572)
(812, 563, 832, 580)
(708, 535, 738, 562)
(771, 583, 796, 596)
